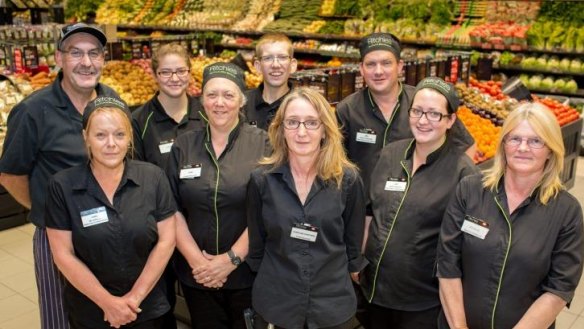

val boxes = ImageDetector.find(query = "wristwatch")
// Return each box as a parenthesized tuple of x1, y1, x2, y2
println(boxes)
(227, 250, 242, 266)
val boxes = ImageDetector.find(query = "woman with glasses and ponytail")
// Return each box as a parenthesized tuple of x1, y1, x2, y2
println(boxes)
(247, 87, 366, 329)
(436, 102, 583, 329)
(359, 77, 479, 329)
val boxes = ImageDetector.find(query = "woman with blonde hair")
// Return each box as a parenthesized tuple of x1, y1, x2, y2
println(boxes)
(437, 102, 584, 329)
(247, 87, 366, 329)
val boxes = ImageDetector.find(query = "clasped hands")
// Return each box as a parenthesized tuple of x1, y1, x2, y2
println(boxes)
(192, 250, 235, 288)
(101, 292, 142, 328)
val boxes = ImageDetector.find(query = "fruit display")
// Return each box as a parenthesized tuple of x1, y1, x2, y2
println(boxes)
(458, 78, 518, 124)
(320, 0, 336, 16)
(533, 95, 581, 127)
(456, 105, 501, 163)
(96, 0, 144, 24)
(28, 71, 58, 91)
(468, 22, 530, 50)
(484, 1, 540, 24)
(518, 74, 579, 94)
(101, 61, 158, 107)
(303, 21, 326, 34)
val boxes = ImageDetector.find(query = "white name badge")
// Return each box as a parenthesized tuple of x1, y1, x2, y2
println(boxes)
(385, 180, 407, 192)
(290, 223, 319, 242)
(158, 140, 174, 154)
(80, 206, 109, 228)
(461, 215, 490, 240)
(180, 165, 202, 179)
(356, 132, 377, 144)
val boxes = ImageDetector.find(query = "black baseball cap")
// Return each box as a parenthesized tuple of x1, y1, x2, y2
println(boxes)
(83, 96, 131, 129)
(58, 23, 107, 50)
(360, 33, 402, 60)
(414, 77, 460, 114)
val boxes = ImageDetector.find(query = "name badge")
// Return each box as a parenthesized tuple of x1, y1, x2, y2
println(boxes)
(80, 206, 109, 228)
(290, 223, 319, 242)
(461, 215, 490, 240)
(179, 164, 202, 179)
(356, 129, 377, 144)
(158, 139, 174, 154)
(385, 178, 407, 192)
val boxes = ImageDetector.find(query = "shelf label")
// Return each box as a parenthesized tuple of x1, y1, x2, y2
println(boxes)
(23, 46, 39, 69)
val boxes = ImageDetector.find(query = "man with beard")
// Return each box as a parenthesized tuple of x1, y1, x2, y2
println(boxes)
(243, 33, 297, 130)
(0, 23, 118, 329)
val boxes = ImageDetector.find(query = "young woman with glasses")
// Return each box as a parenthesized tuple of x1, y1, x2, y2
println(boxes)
(358, 77, 480, 329)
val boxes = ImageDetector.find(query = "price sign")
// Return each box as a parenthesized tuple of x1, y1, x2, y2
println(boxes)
(23, 46, 39, 69)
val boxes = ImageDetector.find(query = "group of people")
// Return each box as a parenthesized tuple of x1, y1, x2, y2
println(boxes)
(0, 22, 582, 329)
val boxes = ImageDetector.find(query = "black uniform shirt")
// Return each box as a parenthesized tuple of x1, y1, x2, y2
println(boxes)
(132, 93, 204, 168)
(361, 138, 479, 311)
(166, 118, 269, 290)
(247, 165, 367, 329)
(243, 82, 293, 130)
(437, 175, 584, 329)
(45, 160, 177, 328)
(336, 84, 474, 192)
(0, 72, 117, 227)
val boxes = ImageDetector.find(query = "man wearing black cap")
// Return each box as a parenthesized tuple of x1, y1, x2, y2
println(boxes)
(336, 33, 475, 328)
(0, 23, 118, 329)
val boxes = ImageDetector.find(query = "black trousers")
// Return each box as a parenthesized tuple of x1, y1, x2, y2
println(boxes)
(368, 303, 440, 329)
(161, 259, 178, 329)
(253, 313, 356, 329)
(181, 283, 251, 329)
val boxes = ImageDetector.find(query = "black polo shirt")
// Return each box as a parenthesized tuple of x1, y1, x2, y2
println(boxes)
(243, 82, 293, 130)
(0, 72, 118, 227)
(166, 118, 269, 290)
(247, 165, 367, 329)
(361, 138, 479, 311)
(132, 93, 204, 169)
(336, 84, 474, 192)
(437, 175, 584, 329)
(45, 160, 177, 328)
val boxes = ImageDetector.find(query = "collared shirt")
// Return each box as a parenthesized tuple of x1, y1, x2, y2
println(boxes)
(247, 164, 367, 329)
(361, 138, 479, 311)
(336, 85, 474, 192)
(0, 72, 118, 227)
(166, 118, 269, 290)
(132, 93, 204, 169)
(436, 175, 584, 329)
(243, 82, 293, 130)
(45, 160, 177, 328)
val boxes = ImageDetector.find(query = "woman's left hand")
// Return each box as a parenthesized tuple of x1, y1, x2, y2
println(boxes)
(350, 272, 360, 284)
(193, 250, 236, 288)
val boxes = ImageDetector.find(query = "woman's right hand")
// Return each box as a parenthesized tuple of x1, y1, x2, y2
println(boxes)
(101, 295, 139, 328)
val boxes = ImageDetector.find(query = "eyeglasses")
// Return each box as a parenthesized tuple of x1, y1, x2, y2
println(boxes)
(283, 119, 322, 130)
(503, 135, 546, 149)
(61, 48, 104, 61)
(408, 108, 450, 122)
(259, 55, 291, 64)
(157, 68, 190, 79)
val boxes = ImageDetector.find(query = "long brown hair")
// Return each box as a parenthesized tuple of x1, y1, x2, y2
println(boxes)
(260, 87, 356, 187)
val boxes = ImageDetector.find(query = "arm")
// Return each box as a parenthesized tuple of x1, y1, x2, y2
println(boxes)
(246, 172, 266, 272)
(439, 278, 468, 329)
(512, 293, 566, 329)
(199, 228, 249, 286)
(125, 214, 176, 309)
(0, 173, 31, 209)
(343, 171, 367, 278)
(47, 229, 138, 328)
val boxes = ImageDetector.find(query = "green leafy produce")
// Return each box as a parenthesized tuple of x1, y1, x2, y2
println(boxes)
(499, 52, 514, 66)
(319, 21, 346, 35)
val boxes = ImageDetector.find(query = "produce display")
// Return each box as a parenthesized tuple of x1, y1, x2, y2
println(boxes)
(533, 95, 581, 127)
(101, 61, 158, 107)
(231, 0, 281, 31)
(519, 74, 579, 95)
(456, 105, 500, 163)
(458, 79, 514, 126)
(0, 79, 29, 155)
(468, 22, 530, 50)
(263, 0, 322, 34)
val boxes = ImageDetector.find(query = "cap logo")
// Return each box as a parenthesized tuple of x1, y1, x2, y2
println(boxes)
(421, 79, 451, 95)
(366, 36, 395, 48)
(93, 96, 126, 109)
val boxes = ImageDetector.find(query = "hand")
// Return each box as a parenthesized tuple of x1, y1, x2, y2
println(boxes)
(100, 295, 139, 328)
(193, 250, 236, 288)
(350, 272, 360, 284)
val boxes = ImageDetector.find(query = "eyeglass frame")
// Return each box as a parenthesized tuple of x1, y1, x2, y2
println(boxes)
(408, 108, 451, 122)
(157, 68, 191, 79)
(503, 135, 547, 149)
(258, 54, 292, 64)
(283, 119, 322, 130)
(60, 47, 105, 61)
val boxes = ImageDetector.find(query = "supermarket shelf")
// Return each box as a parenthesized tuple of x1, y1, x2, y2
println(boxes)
(496, 65, 584, 78)
(220, 43, 360, 59)
(528, 88, 584, 98)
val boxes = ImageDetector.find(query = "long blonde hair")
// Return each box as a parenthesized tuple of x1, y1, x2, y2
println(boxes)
(482, 102, 564, 204)
(260, 87, 356, 187)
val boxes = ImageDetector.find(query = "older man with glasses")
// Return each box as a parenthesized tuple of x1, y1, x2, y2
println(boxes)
(0, 23, 118, 329)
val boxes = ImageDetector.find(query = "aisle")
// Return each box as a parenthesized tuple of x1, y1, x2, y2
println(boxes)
(0, 159, 583, 329)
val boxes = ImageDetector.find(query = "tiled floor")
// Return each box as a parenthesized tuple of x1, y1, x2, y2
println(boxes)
(1, 159, 584, 329)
